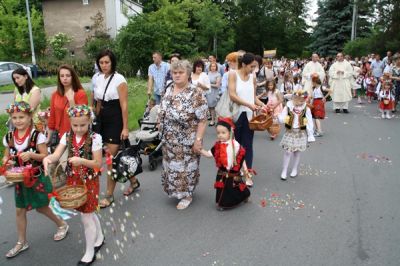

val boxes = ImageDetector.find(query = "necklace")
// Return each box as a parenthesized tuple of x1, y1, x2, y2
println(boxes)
(14, 127, 31, 145)
(72, 133, 87, 149)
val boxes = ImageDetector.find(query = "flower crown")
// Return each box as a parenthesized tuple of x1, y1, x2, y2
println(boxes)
(38, 109, 50, 119)
(293, 89, 308, 99)
(67, 105, 94, 118)
(6, 101, 32, 114)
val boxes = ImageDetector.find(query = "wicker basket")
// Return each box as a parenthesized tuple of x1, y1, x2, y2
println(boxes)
(5, 170, 24, 183)
(267, 123, 281, 136)
(383, 99, 390, 105)
(52, 161, 87, 209)
(249, 113, 273, 131)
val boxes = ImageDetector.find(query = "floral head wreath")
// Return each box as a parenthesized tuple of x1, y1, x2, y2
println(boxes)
(67, 105, 94, 119)
(292, 89, 308, 99)
(6, 101, 32, 114)
(38, 109, 50, 119)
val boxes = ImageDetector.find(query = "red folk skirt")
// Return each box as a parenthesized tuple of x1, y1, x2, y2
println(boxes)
(312, 99, 325, 119)
(379, 99, 394, 110)
(66, 174, 99, 213)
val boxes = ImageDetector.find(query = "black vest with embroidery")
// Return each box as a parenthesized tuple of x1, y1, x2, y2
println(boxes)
(6, 130, 41, 167)
(65, 131, 96, 179)
(285, 108, 307, 130)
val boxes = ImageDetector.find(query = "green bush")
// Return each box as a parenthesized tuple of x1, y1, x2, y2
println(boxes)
(48, 33, 72, 60)
(0, 114, 9, 156)
(343, 38, 371, 57)
(38, 58, 95, 77)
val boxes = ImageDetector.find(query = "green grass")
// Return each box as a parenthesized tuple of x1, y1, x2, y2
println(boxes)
(0, 78, 147, 156)
(0, 76, 91, 93)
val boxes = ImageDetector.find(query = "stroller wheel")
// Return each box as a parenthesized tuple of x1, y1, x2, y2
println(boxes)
(149, 160, 157, 171)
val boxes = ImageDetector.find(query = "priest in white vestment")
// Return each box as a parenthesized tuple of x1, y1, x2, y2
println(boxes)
(329, 53, 353, 113)
(302, 54, 326, 95)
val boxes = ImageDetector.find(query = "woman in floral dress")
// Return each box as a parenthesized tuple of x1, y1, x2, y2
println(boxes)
(159, 60, 208, 210)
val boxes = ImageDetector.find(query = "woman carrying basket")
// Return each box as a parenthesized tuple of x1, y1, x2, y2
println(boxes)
(2, 102, 68, 259)
(43, 105, 104, 265)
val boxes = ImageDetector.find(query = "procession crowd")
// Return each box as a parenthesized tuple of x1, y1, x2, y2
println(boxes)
(1, 48, 399, 265)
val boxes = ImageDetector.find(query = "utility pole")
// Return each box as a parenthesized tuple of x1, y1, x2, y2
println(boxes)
(25, 0, 37, 78)
(351, 0, 358, 41)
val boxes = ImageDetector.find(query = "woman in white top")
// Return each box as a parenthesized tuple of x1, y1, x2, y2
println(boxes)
(191, 59, 211, 93)
(228, 53, 264, 169)
(94, 50, 139, 208)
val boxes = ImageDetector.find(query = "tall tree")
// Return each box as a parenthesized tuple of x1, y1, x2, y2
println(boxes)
(0, 0, 46, 61)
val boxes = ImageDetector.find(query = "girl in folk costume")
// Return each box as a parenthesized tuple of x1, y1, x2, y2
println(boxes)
(200, 118, 251, 210)
(353, 65, 365, 104)
(43, 105, 104, 265)
(309, 76, 331, 137)
(379, 81, 395, 119)
(279, 72, 294, 100)
(364, 71, 377, 103)
(2, 102, 68, 259)
(262, 80, 283, 140)
(278, 90, 315, 180)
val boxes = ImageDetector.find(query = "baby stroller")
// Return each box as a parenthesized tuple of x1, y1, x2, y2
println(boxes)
(135, 103, 162, 171)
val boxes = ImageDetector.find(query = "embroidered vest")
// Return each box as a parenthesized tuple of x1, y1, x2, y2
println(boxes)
(65, 131, 96, 179)
(6, 130, 40, 167)
(285, 108, 307, 130)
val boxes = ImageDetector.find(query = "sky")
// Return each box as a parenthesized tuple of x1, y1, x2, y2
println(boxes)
(306, 0, 319, 28)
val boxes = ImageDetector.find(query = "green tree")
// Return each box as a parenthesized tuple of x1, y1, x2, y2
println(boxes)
(84, 12, 115, 59)
(0, 0, 46, 61)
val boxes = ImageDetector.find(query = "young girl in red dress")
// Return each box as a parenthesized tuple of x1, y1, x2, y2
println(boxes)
(379, 81, 395, 119)
(309, 77, 331, 137)
(200, 118, 251, 210)
(43, 105, 104, 265)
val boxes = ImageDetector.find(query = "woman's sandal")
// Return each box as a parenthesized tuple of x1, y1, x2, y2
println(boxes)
(176, 198, 192, 210)
(99, 195, 114, 209)
(6, 242, 29, 258)
(123, 179, 140, 196)
(54, 223, 69, 241)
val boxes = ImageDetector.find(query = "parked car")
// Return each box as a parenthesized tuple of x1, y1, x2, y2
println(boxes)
(0, 62, 32, 86)
(22, 63, 48, 77)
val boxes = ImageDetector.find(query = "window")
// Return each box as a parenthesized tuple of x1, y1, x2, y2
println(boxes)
(8, 63, 19, 70)
(0, 63, 9, 72)
(82, 0, 89, 5)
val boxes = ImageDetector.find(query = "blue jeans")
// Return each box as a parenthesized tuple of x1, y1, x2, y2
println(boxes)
(234, 112, 254, 168)
(153, 94, 161, 105)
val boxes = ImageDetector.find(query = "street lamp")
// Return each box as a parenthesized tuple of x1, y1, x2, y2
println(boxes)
(25, 0, 37, 78)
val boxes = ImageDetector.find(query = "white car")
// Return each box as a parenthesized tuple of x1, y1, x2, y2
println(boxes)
(0, 62, 32, 86)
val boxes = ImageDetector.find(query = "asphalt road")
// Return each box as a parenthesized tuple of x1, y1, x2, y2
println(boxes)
(0, 99, 399, 266)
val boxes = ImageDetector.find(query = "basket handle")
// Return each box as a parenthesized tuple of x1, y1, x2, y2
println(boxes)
(51, 159, 68, 186)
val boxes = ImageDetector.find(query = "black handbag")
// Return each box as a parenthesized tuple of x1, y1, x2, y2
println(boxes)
(111, 139, 143, 183)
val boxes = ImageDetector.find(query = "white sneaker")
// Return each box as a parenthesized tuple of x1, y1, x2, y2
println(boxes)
(386, 113, 392, 119)
(381, 113, 385, 119)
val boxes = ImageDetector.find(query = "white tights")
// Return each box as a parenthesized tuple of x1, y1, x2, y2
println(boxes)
(281, 151, 301, 178)
(80, 213, 104, 262)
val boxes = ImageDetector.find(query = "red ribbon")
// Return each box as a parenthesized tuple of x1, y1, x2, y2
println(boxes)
(48, 191, 60, 200)
(23, 167, 39, 188)
(214, 181, 224, 189)
(239, 183, 247, 192)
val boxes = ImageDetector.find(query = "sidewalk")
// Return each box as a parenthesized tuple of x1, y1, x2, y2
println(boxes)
(0, 83, 91, 114)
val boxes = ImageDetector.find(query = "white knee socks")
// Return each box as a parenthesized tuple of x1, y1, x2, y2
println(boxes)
(81, 213, 97, 262)
(290, 151, 301, 177)
(281, 151, 292, 179)
(93, 213, 104, 247)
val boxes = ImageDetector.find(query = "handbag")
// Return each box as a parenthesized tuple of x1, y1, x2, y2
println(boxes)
(93, 74, 114, 133)
(215, 90, 239, 120)
(49, 101, 69, 147)
(111, 139, 143, 183)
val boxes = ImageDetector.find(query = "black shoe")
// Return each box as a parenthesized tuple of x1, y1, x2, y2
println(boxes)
(343, 109, 349, 113)
(94, 238, 105, 254)
(335, 109, 340, 113)
(77, 254, 96, 265)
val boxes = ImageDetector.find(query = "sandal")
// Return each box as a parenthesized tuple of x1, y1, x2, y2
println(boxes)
(99, 195, 114, 209)
(6, 242, 29, 258)
(176, 197, 192, 210)
(123, 179, 140, 196)
(54, 223, 69, 241)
